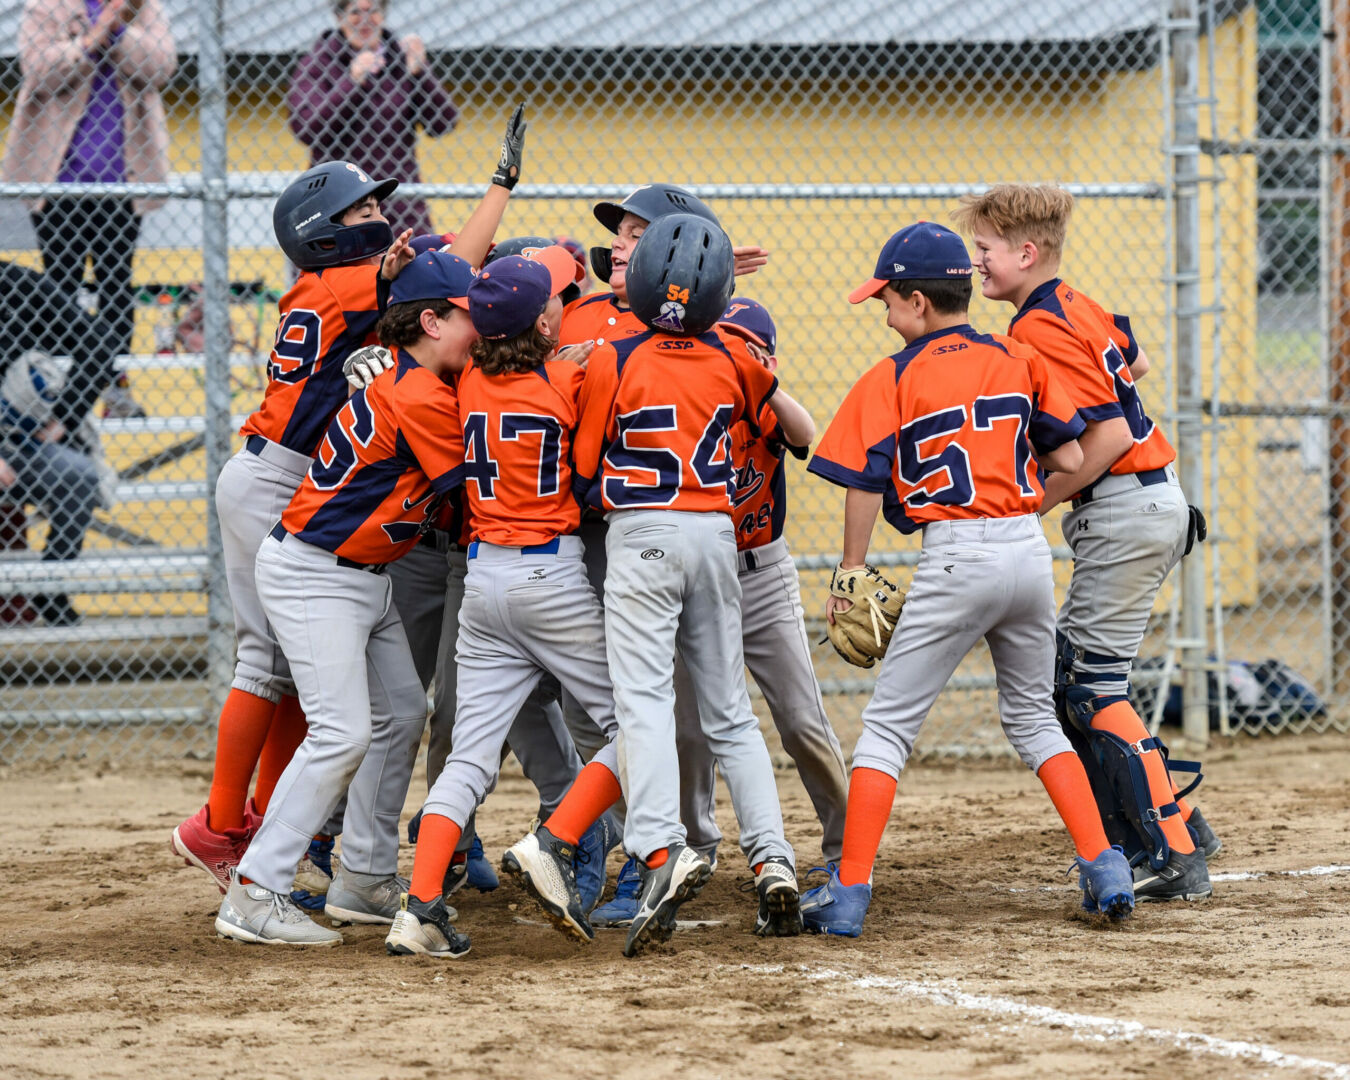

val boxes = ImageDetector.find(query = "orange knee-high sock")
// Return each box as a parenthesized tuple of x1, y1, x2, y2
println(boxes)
(410, 814, 463, 903)
(1037, 751, 1110, 861)
(252, 695, 308, 814)
(837, 767, 898, 887)
(646, 848, 669, 869)
(543, 762, 622, 846)
(207, 689, 279, 831)
(1090, 700, 1195, 854)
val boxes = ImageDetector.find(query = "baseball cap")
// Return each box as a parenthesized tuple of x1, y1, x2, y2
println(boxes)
(848, 222, 973, 304)
(389, 250, 476, 309)
(408, 231, 456, 256)
(717, 298, 777, 355)
(466, 247, 577, 339)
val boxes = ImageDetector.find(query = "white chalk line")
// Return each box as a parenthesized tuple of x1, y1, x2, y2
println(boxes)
(1009, 862, 1350, 893)
(734, 964, 1350, 1080)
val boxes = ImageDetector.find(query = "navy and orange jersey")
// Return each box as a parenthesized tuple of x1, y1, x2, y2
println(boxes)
(240, 264, 388, 457)
(808, 325, 1084, 534)
(456, 357, 587, 547)
(1008, 278, 1174, 477)
(730, 401, 808, 551)
(572, 329, 779, 515)
(558, 291, 646, 349)
(281, 349, 464, 565)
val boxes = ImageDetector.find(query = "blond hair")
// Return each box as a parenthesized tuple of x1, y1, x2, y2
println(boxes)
(951, 184, 1075, 263)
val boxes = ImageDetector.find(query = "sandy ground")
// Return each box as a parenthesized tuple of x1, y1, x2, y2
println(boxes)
(2, 730, 1349, 1080)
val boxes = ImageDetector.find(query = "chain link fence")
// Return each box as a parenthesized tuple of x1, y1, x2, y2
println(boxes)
(0, 0, 1341, 764)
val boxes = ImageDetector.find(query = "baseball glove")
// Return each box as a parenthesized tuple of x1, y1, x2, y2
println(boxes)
(826, 563, 905, 669)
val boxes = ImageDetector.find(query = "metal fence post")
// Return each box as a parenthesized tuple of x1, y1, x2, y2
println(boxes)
(199, 0, 233, 723)
(1171, 0, 1210, 745)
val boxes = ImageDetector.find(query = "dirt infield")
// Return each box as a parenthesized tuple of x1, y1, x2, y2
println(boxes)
(2, 731, 1349, 1080)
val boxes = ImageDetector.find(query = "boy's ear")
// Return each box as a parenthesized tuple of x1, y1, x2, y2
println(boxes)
(419, 306, 441, 339)
(1020, 240, 1040, 269)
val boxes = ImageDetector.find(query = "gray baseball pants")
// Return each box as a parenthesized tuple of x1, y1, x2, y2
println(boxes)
(421, 536, 618, 827)
(605, 509, 792, 869)
(853, 514, 1074, 777)
(239, 530, 426, 893)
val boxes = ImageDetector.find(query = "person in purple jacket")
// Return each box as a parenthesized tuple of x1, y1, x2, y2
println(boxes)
(287, 0, 458, 237)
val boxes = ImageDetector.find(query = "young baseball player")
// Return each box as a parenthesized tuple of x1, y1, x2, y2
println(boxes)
(952, 184, 1218, 902)
(215, 249, 476, 947)
(802, 222, 1135, 937)
(172, 108, 525, 902)
(593, 298, 847, 927)
(385, 247, 628, 958)
(572, 212, 811, 957)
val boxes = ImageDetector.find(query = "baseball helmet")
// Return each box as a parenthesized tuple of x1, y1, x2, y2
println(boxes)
(273, 161, 398, 271)
(593, 183, 721, 234)
(625, 212, 735, 337)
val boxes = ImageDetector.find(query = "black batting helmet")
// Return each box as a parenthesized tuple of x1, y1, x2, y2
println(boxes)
(273, 161, 398, 271)
(593, 183, 721, 234)
(625, 213, 735, 337)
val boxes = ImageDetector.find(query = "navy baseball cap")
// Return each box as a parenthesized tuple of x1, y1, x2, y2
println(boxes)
(717, 298, 777, 355)
(408, 231, 456, 256)
(467, 247, 577, 339)
(849, 222, 973, 304)
(389, 250, 476, 310)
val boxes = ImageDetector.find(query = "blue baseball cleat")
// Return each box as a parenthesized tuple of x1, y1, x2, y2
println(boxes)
(407, 809, 423, 845)
(591, 855, 641, 927)
(464, 835, 500, 892)
(575, 812, 621, 914)
(1077, 845, 1135, 920)
(800, 866, 872, 937)
(291, 835, 337, 911)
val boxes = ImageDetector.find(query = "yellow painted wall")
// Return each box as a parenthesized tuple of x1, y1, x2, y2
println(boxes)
(0, 18, 1258, 616)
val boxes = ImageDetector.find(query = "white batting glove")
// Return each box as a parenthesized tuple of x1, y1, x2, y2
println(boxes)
(343, 345, 395, 390)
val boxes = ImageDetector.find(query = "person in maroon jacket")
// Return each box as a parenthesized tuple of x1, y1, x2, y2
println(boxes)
(286, 0, 457, 236)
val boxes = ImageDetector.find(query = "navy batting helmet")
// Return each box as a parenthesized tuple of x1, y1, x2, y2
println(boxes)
(593, 183, 721, 234)
(273, 161, 398, 271)
(625, 213, 735, 337)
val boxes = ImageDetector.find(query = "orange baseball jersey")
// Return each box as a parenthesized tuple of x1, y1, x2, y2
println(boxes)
(730, 402, 808, 550)
(457, 357, 586, 547)
(241, 264, 387, 456)
(281, 349, 464, 564)
(558, 292, 646, 348)
(808, 325, 1084, 533)
(1007, 279, 1174, 477)
(572, 329, 778, 514)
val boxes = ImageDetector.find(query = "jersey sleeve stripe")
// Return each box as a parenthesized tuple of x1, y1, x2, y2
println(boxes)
(1078, 402, 1125, 423)
(1029, 411, 1087, 454)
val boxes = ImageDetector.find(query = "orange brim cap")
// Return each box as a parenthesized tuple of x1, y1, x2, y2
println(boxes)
(848, 277, 889, 304)
(525, 245, 582, 297)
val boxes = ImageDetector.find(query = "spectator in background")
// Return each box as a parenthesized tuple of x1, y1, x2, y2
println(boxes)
(287, 0, 458, 237)
(0, 262, 124, 627)
(1, 0, 177, 418)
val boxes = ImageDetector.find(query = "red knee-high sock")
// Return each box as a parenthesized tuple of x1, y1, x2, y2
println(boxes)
(252, 695, 307, 814)
(409, 814, 463, 903)
(207, 689, 278, 831)
(1090, 700, 1195, 854)
(543, 762, 622, 846)
(837, 767, 898, 887)
(1037, 751, 1110, 861)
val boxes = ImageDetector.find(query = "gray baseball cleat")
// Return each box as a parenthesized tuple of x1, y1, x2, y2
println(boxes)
(385, 894, 470, 959)
(623, 844, 712, 958)
(501, 825, 594, 942)
(325, 867, 413, 926)
(216, 871, 342, 946)
(1186, 808, 1223, 860)
(750, 856, 803, 937)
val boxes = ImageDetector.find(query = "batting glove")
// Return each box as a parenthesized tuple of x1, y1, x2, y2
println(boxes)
(491, 104, 527, 190)
(343, 344, 395, 390)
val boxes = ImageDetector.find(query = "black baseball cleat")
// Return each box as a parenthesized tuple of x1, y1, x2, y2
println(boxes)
(623, 844, 712, 958)
(385, 894, 470, 958)
(748, 857, 802, 937)
(1186, 808, 1223, 860)
(1133, 847, 1213, 902)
